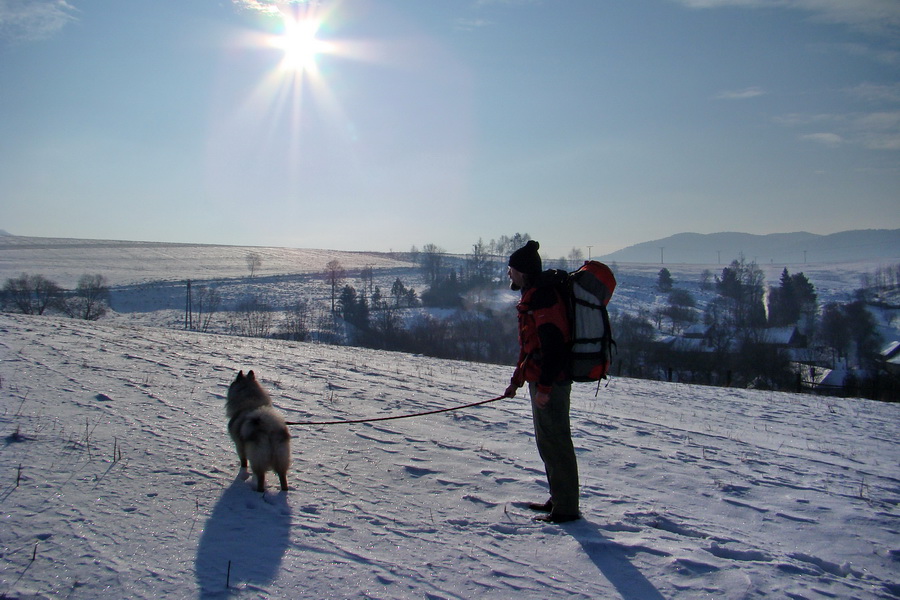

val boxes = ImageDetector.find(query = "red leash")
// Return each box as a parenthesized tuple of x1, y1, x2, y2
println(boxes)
(285, 394, 508, 426)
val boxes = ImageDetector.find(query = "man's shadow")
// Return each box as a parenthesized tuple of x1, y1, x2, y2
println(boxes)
(566, 519, 668, 600)
(195, 476, 292, 599)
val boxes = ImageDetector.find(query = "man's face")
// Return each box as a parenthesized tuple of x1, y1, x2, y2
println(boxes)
(508, 266, 526, 291)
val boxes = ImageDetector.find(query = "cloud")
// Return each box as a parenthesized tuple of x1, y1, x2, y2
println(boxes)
(454, 18, 492, 32)
(849, 82, 900, 104)
(773, 113, 841, 127)
(785, 111, 900, 150)
(231, 0, 309, 16)
(715, 87, 766, 100)
(473, 0, 542, 6)
(671, 0, 900, 37)
(855, 111, 900, 150)
(828, 42, 900, 66)
(800, 132, 844, 147)
(0, 0, 78, 42)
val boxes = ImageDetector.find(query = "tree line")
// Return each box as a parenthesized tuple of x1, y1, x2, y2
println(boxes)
(616, 257, 895, 398)
(5, 247, 895, 399)
(2, 273, 111, 321)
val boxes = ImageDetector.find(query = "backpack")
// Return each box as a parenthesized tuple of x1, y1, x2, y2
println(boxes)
(566, 261, 617, 383)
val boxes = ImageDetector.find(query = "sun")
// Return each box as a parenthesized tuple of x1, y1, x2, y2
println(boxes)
(272, 15, 330, 73)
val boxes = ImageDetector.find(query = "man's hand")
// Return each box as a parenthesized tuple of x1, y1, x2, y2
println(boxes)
(533, 389, 551, 409)
(503, 384, 519, 398)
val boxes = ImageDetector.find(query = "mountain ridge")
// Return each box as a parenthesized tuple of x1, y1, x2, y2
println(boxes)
(2, 229, 899, 265)
(598, 229, 900, 265)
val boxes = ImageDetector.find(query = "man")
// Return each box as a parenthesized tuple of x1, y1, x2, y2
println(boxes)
(504, 240, 581, 523)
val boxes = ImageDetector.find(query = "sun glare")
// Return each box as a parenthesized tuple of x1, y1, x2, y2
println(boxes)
(273, 16, 330, 73)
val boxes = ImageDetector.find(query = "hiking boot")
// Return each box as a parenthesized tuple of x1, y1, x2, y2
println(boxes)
(527, 500, 553, 513)
(535, 512, 581, 524)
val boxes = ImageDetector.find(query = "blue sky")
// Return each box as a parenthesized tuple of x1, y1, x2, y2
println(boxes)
(1, 0, 898, 258)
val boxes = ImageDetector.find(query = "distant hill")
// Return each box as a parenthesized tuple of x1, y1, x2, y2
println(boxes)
(599, 230, 900, 265)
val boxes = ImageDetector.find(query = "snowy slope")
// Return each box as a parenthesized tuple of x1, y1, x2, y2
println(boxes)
(1, 312, 898, 599)
(0, 236, 415, 288)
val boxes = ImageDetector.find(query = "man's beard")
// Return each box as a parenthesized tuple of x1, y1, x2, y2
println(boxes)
(509, 282, 522, 292)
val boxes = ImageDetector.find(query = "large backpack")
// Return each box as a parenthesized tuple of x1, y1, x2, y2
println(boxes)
(566, 261, 617, 383)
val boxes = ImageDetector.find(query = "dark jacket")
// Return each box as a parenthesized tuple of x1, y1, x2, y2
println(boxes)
(511, 271, 571, 394)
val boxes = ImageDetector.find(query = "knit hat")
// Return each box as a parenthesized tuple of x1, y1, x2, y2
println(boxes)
(508, 240, 542, 275)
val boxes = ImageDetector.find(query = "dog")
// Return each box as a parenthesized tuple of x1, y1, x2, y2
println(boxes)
(226, 370, 291, 492)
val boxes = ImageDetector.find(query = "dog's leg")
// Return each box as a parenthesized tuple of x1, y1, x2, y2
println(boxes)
(235, 449, 251, 480)
(253, 468, 266, 492)
(234, 440, 248, 470)
(278, 471, 288, 492)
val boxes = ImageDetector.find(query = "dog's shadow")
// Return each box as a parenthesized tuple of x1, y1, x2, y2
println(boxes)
(195, 475, 292, 598)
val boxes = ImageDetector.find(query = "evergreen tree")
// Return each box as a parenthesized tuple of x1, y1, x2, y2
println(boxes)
(657, 268, 674, 292)
(339, 285, 369, 330)
(391, 278, 406, 307)
(715, 256, 766, 334)
(769, 268, 817, 328)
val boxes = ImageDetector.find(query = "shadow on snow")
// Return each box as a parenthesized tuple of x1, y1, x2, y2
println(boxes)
(195, 476, 292, 599)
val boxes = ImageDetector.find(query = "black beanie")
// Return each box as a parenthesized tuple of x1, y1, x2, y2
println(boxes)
(508, 240, 542, 275)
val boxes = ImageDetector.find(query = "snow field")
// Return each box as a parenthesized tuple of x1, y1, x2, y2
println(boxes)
(1, 312, 898, 599)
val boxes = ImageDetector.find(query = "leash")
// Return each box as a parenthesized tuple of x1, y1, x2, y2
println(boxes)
(285, 394, 508, 426)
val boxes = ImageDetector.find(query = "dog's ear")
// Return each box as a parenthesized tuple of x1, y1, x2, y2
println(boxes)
(236, 370, 244, 380)
(247, 370, 255, 381)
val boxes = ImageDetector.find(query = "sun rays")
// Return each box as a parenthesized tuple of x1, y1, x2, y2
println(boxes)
(270, 10, 334, 75)
(219, 1, 352, 192)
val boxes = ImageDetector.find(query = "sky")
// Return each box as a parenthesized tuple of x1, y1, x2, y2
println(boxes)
(1, 0, 898, 258)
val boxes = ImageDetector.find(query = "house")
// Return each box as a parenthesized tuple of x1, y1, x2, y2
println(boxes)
(759, 326, 805, 348)
(881, 341, 900, 376)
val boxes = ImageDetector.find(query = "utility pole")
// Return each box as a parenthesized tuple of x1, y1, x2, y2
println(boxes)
(659, 247, 665, 264)
(587, 246, 593, 260)
(185, 280, 193, 330)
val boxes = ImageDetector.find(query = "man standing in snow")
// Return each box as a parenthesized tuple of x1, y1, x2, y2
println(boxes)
(504, 240, 580, 523)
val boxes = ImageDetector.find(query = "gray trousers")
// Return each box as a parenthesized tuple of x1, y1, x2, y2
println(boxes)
(529, 382, 579, 516)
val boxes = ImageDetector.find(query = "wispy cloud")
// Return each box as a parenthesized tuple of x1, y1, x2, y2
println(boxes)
(849, 82, 900, 104)
(231, 0, 311, 16)
(855, 111, 900, 150)
(773, 113, 839, 127)
(800, 132, 844, 147)
(473, 0, 542, 6)
(0, 0, 78, 43)
(454, 18, 492, 32)
(808, 41, 900, 66)
(780, 110, 900, 151)
(672, 0, 900, 37)
(715, 87, 766, 100)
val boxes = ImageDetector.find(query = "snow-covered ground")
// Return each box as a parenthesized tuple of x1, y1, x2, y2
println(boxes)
(0, 236, 415, 288)
(1, 236, 899, 598)
(1, 312, 898, 599)
(2, 235, 889, 335)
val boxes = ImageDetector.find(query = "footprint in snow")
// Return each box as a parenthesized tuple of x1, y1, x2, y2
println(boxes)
(402, 465, 439, 477)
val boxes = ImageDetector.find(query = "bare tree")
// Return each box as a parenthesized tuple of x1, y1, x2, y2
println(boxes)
(2, 273, 63, 314)
(65, 274, 110, 321)
(324, 260, 345, 313)
(246, 252, 263, 278)
(419, 244, 445, 285)
(282, 298, 312, 341)
(194, 285, 221, 332)
(233, 295, 273, 338)
(359, 266, 375, 300)
(567, 247, 585, 267)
